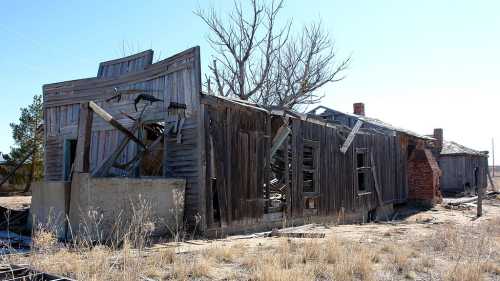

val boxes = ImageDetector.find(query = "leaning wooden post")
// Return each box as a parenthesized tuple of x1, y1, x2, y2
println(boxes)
(477, 185, 483, 217)
(487, 168, 496, 192)
(73, 102, 93, 174)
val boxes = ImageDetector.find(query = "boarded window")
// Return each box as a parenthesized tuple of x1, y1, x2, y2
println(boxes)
(303, 140, 319, 194)
(356, 148, 370, 193)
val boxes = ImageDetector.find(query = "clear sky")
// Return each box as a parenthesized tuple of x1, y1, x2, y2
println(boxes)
(1, 1, 498, 164)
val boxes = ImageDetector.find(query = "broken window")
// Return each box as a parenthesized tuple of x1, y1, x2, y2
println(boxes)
(355, 148, 370, 193)
(303, 140, 319, 194)
(139, 121, 165, 176)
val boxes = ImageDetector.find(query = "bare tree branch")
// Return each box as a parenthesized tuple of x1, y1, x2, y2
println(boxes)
(196, 0, 350, 110)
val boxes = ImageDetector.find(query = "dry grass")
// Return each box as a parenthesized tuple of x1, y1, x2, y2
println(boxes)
(3, 201, 500, 280)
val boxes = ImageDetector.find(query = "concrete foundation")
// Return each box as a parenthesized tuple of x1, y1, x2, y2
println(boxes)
(30, 174, 185, 241)
(28, 181, 71, 238)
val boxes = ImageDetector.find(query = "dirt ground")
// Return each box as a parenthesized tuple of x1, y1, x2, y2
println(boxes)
(0, 195, 31, 210)
(2, 194, 500, 280)
(154, 195, 500, 254)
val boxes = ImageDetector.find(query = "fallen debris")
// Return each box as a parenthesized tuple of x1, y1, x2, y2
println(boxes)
(0, 264, 74, 281)
(0, 231, 31, 254)
(0, 205, 29, 232)
(268, 229, 325, 238)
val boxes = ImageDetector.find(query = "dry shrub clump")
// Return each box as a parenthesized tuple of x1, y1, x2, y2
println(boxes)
(202, 242, 244, 263)
(425, 218, 500, 281)
(6, 196, 186, 281)
(244, 236, 376, 281)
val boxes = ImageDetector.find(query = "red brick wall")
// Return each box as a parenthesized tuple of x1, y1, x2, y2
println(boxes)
(408, 148, 442, 204)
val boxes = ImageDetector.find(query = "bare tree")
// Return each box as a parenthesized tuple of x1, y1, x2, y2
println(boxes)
(197, 0, 349, 110)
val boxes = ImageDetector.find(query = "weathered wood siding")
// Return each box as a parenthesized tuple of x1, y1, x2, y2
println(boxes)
(97, 50, 153, 79)
(439, 155, 488, 193)
(42, 47, 203, 221)
(203, 96, 406, 230)
(203, 96, 271, 227)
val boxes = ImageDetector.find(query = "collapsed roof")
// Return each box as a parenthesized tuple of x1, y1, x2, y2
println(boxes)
(309, 105, 434, 140)
(441, 141, 488, 157)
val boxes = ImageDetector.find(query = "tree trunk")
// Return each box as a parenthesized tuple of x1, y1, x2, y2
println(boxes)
(23, 144, 37, 193)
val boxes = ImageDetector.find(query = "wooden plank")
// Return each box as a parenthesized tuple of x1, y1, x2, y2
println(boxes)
(73, 103, 93, 173)
(370, 151, 386, 217)
(89, 101, 145, 149)
(487, 168, 496, 191)
(340, 120, 363, 154)
(92, 122, 139, 177)
(270, 124, 291, 157)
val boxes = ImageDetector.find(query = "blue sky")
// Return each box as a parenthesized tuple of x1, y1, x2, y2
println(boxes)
(1, 1, 499, 164)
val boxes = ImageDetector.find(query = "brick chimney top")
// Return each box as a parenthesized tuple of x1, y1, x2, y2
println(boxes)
(353, 103, 365, 116)
(433, 128, 443, 153)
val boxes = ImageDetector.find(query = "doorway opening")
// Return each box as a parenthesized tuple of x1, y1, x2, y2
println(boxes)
(64, 139, 77, 181)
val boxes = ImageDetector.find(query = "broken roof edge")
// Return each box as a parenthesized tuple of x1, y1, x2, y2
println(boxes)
(42, 46, 200, 92)
(201, 95, 346, 130)
(441, 140, 489, 157)
(308, 105, 434, 141)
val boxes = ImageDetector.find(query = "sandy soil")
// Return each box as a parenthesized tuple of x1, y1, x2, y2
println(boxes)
(0, 196, 31, 210)
(149, 197, 500, 255)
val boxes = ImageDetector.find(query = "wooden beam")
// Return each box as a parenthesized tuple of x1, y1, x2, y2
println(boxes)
(92, 122, 140, 177)
(370, 152, 388, 220)
(340, 120, 363, 154)
(487, 168, 496, 191)
(270, 124, 291, 157)
(89, 101, 145, 149)
(477, 185, 483, 217)
(73, 103, 93, 173)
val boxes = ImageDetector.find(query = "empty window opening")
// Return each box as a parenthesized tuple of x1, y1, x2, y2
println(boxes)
(356, 148, 370, 193)
(303, 140, 319, 193)
(358, 171, 367, 192)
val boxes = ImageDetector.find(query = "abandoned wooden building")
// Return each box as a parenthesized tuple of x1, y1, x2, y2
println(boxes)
(34, 47, 470, 238)
(437, 139, 489, 195)
(308, 104, 442, 205)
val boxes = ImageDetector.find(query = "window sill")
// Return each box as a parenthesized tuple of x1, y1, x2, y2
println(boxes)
(357, 192, 372, 196)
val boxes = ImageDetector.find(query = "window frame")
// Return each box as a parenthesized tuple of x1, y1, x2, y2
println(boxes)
(355, 147, 372, 195)
(302, 139, 320, 196)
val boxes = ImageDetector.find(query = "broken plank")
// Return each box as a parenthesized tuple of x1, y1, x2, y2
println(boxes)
(89, 101, 145, 149)
(340, 120, 363, 154)
(270, 124, 291, 157)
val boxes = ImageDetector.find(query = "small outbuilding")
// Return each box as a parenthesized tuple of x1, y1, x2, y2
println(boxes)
(438, 140, 489, 195)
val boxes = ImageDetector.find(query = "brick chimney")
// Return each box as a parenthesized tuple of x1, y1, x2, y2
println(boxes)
(353, 103, 365, 116)
(433, 128, 443, 153)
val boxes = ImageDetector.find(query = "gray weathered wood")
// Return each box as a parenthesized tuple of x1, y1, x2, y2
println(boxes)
(340, 120, 363, 154)
(487, 168, 496, 191)
(73, 103, 93, 173)
(271, 124, 291, 157)
(370, 152, 388, 219)
(89, 101, 146, 149)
